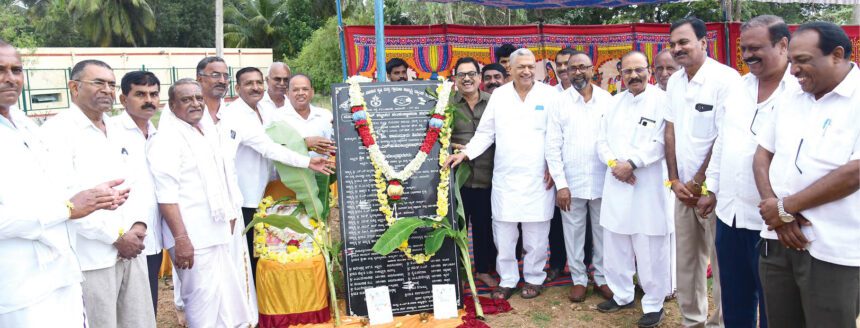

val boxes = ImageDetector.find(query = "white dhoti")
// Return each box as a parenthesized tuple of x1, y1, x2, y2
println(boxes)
(230, 222, 258, 326)
(603, 230, 671, 314)
(0, 283, 86, 328)
(81, 256, 156, 328)
(171, 244, 251, 328)
(493, 220, 551, 287)
(561, 198, 606, 286)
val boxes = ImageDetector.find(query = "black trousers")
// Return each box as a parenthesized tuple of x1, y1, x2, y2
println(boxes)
(145, 252, 162, 316)
(461, 187, 497, 273)
(547, 207, 568, 270)
(242, 207, 259, 281)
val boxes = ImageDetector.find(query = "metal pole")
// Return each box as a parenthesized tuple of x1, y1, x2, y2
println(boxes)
(374, 0, 386, 82)
(336, 0, 349, 81)
(216, 0, 224, 58)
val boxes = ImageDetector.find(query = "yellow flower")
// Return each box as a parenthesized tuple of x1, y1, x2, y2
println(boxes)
(287, 245, 299, 253)
(309, 219, 319, 228)
(399, 240, 409, 250)
(254, 235, 266, 245)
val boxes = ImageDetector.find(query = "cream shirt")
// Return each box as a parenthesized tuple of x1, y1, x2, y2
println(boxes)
(281, 104, 334, 157)
(258, 91, 294, 112)
(545, 85, 613, 199)
(0, 106, 81, 314)
(463, 81, 556, 222)
(757, 64, 860, 267)
(223, 98, 282, 208)
(597, 85, 672, 236)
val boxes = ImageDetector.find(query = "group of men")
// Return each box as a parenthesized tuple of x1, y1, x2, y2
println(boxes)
(1, 42, 335, 327)
(445, 16, 859, 328)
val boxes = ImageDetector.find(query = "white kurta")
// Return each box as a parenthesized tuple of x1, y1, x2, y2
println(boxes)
(463, 81, 556, 222)
(596, 85, 673, 236)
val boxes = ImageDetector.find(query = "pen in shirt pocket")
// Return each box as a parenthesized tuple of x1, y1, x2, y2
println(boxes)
(821, 118, 831, 136)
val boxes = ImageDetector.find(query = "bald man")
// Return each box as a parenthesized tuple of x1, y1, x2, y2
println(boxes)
(260, 62, 293, 112)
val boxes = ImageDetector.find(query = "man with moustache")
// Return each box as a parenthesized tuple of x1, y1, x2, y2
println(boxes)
(545, 50, 613, 303)
(446, 48, 556, 300)
(148, 79, 252, 327)
(753, 21, 860, 327)
(553, 48, 576, 92)
(283, 74, 335, 158)
(665, 16, 741, 327)
(40, 60, 155, 328)
(450, 57, 497, 288)
(386, 58, 410, 82)
(481, 63, 507, 94)
(653, 49, 678, 91)
(259, 62, 293, 112)
(0, 40, 128, 328)
(596, 51, 672, 328)
(697, 15, 793, 327)
(112, 71, 164, 316)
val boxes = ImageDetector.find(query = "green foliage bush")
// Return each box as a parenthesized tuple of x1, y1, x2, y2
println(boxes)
(289, 17, 343, 96)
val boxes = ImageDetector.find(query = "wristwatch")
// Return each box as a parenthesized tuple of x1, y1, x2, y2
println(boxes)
(777, 198, 795, 223)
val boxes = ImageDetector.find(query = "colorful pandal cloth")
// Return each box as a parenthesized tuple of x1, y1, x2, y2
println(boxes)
(257, 255, 331, 327)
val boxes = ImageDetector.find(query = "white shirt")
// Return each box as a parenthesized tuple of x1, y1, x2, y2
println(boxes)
(706, 67, 797, 230)
(223, 98, 283, 208)
(147, 111, 233, 250)
(464, 81, 556, 222)
(202, 99, 311, 208)
(757, 64, 860, 267)
(258, 91, 294, 113)
(597, 85, 673, 235)
(281, 104, 334, 157)
(110, 111, 162, 254)
(545, 86, 613, 199)
(0, 106, 82, 314)
(555, 84, 568, 93)
(665, 57, 743, 182)
(39, 105, 136, 271)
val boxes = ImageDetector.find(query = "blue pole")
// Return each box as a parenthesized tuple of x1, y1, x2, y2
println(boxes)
(374, 0, 386, 81)
(336, 0, 348, 81)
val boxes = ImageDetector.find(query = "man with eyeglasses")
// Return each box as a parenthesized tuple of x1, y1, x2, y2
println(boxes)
(39, 59, 155, 327)
(653, 49, 678, 91)
(595, 50, 672, 328)
(696, 15, 794, 328)
(545, 50, 614, 303)
(259, 62, 293, 112)
(481, 63, 507, 94)
(753, 21, 860, 327)
(450, 57, 497, 289)
(0, 41, 129, 328)
(664, 16, 740, 327)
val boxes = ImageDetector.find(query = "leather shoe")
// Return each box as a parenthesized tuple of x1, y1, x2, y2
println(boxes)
(597, 284, 614, 300)
(568, 285, 587, 302)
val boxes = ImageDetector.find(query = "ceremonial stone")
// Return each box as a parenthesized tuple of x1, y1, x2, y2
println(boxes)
(332, 81, 462, 317)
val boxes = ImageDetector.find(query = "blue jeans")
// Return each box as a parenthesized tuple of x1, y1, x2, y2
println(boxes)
(715, 218, 767, 328)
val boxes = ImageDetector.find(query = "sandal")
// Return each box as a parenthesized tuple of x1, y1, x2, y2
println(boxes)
(521, 283, 542, 299)
(491, 286, 514, 300)
(476, 273, 498, 288)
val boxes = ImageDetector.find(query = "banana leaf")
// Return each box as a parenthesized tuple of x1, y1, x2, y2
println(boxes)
(243, 212, 312, 235)
(424, 227, 450, 256)
(266, 121, 324, 219)
(453, 164, 471, 228)
(371, 217, 430, 256)
(315, 172, 332, 222)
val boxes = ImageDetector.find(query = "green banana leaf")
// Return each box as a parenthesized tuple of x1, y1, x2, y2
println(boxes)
(453, 164, 471, 229)
(243, 212, 312, 235)
(315, 172, 332, 222)
(371, 217, 430, 256)
(266, 121, 324, 219)
(424, 227, 450, 256)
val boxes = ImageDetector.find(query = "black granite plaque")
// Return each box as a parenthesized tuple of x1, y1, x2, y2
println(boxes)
(332, 81, 462, 317)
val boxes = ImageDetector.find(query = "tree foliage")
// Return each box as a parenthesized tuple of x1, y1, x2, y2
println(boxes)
(289, 17, 342, 96)
(148, 0, 214, 47)
(0, 1, 42, 48)
(67, 0, 156, 46)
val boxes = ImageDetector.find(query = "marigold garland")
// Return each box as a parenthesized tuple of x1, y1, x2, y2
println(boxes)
(347, 76, 454, 264)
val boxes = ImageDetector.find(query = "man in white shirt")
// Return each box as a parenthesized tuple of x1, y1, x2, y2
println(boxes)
(113, 70, 164, 316)
(753, 21, 860, 327)
(40, 59, 155, 328)
(697, 15, 793, 328)
(446, 48, 555, 300)
(545, 50, 614, 303)
(653, 49, 678, 91)
(595, 51, 672, 328)
(664, 17, 740, 327)
(481, 63, 508, 94)
(148, 78, 253, 328)
(285, 74, 335, 158)
(0, 41, 127, 328)
(259, 61, 293, 112)
(553, 47, 575, 92)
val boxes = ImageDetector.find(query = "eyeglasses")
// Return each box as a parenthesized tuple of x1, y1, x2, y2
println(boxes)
(620, 67, 649, 76)
(569, 65, 593, 73)
(794, 139, 804, 174)
(198, 72, 231, 81)
(270, 77, 289, 84)
(455, 71, 479, 79)
(74, 79, 118, 90)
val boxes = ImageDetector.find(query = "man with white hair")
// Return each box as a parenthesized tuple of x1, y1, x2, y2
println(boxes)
(446, 48, 556, 300)
(259, 62, 293, 112)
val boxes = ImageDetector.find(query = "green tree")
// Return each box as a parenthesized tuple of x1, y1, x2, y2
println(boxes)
(67, 0, 156, 46)
(34, 0, 89, 47)
(0, 1, 42, 48)
(290, 17, 342, 96)
(148, 0, 215, 47)
(224, 0, 284, 49)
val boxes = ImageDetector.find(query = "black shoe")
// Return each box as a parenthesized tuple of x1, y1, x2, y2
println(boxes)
(637, 309, 664, 328)
(596, 299, 634, 313)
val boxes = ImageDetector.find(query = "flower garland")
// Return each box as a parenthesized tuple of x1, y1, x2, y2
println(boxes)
(253, 197, 322, 264)
(347, 76, 454, 264)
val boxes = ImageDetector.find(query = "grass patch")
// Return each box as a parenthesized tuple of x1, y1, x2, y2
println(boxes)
(579, 313, 594, 322)
(530, 311, 552, 327)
